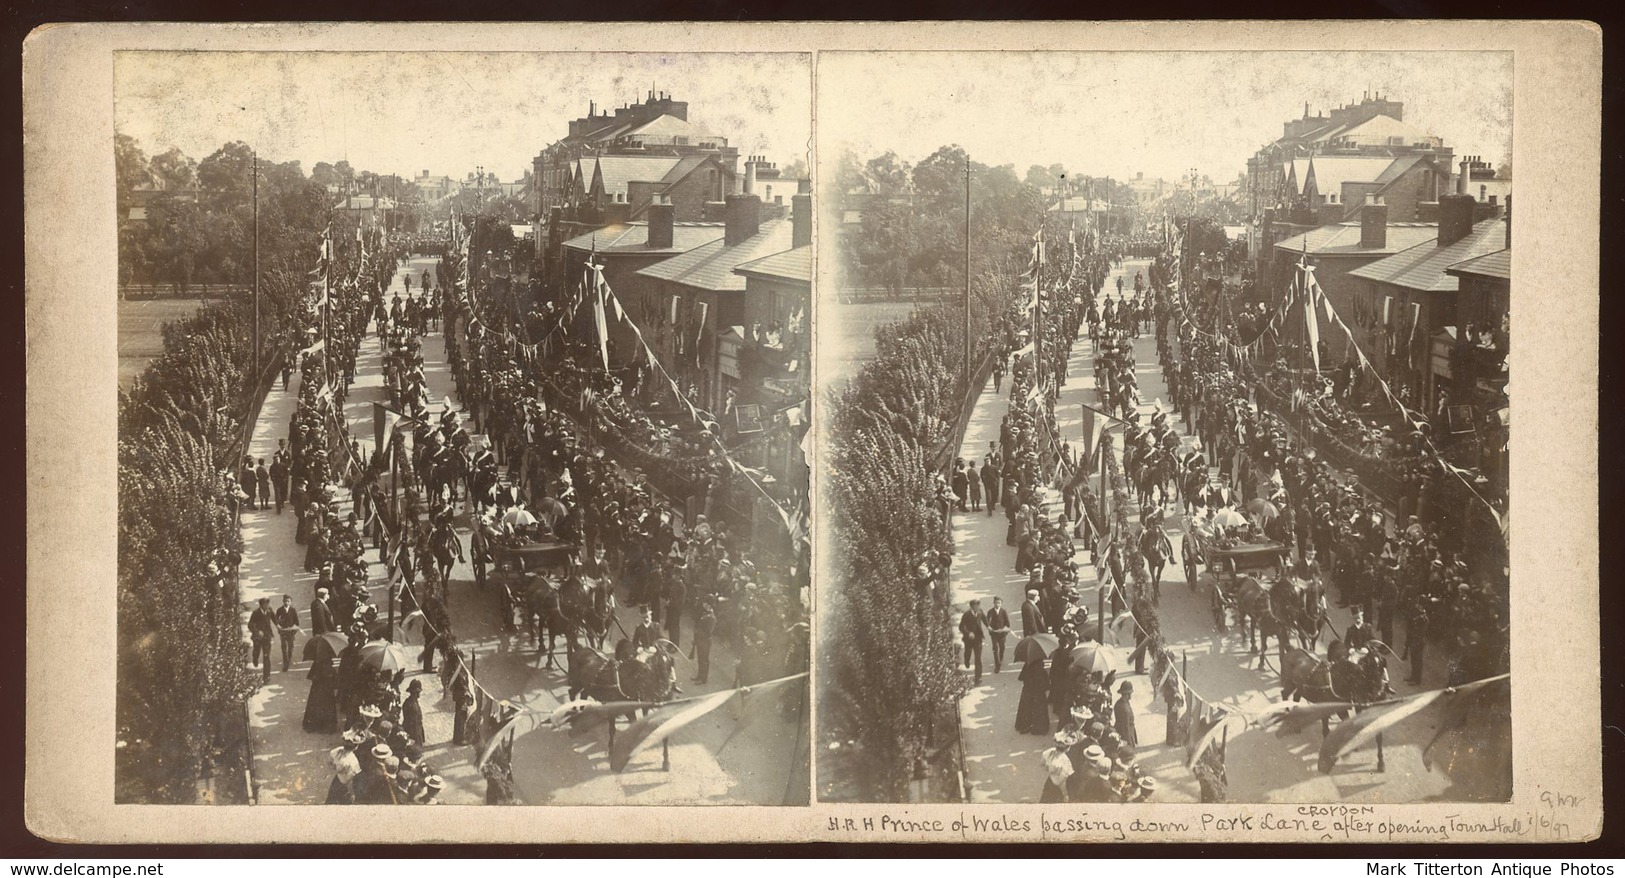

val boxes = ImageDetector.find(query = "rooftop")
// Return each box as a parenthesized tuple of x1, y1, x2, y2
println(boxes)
(1445, 247, 1512, 282)
(1304, 156, 1404, 197)
(637, 218, 794, 292)
(562, 221, 726, 255)
(592, 155, 684, 199)
(1348, 217, 1509, 292)
(734, 246, 811, 285)
(1273, 221, 1439, 257)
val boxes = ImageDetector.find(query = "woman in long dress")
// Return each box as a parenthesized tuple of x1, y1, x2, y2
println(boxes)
(1014, 656, 1050, 735)
(303, 654, 340, 733)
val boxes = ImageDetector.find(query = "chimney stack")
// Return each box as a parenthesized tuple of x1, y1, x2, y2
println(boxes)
(724, 194, 761, 246)
(744, 156, 759, 196)
(1457, 159, 1470, 196)
(1359, 193, 1389, 250)
(798, 178, 812, 195)
(1437, 193, 1476, 248)
(647, 195, 675, 250)
(791, 192, 812, 249)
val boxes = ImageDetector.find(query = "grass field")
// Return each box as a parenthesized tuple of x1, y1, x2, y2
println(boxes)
(118, 298, 209, 389)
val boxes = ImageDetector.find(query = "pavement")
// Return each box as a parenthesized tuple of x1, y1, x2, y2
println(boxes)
(949, 257, 1494, 804)
(240, 258, 804, 805)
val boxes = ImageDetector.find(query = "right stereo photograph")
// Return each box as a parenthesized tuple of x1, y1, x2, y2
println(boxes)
(815, 50, 1514, 807)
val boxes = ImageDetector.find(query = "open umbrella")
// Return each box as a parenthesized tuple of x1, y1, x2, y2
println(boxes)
(502, 507, 538, 529)
(301, 631, 349, 662)
(1213, 509, 1247, 529)
(1067, 642, 1122, 675)
(1012, 632, 1059, 664)
(358, 640, 413, 673)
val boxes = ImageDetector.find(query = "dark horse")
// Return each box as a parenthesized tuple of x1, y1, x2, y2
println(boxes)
(1232, 576, 1290, 669)
(511, 575, 592, 670)
(565, 638, 679, 769)
(1279, 640, 1395, 769)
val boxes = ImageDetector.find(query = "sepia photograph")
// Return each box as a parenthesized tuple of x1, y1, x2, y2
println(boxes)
(22, 21, 1599, 845)
(112, 49, 811, 807)
(818, 51, 1515, 806)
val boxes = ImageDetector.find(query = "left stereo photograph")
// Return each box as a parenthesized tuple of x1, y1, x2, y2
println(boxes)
(112, 49, 813, 807)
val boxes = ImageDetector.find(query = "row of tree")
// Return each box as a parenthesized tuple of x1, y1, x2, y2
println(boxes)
(821, 145, 1047, 801)
(115, 137, 335, 802)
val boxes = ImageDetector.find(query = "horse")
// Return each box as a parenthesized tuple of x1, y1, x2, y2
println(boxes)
(428, 519, 464, 588)
(1138, 524, 1173, 603)
(565, 638, 679, 764)
(1281, 575, 1330, 650)
(1233, 576, 1289, 670)
(426, 447, 467, 506)
(1279, 641, 1394, 753)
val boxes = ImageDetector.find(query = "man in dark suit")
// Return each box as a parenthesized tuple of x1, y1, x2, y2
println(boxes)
(274, 595, 300, 673)
(1344, 608, 1373, 652)
(311, 587, 335, 636)
(959, 600, 987, 685)
(269, 454, 290, 514)
(248, 598, 275, 684)
(663, 562, 687, 650)
(691, 595, 716, 685)
(1021, 589, 1047, 637)
(980, 452, 1001, 518)
(986, 596, 1012, 673)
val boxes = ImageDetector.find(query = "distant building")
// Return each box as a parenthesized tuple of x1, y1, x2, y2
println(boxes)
(413, 170, 460, 202)
(334, 194, 396, 230)
(1246, 93, 1457, 266)
(533, 91, 741, 225)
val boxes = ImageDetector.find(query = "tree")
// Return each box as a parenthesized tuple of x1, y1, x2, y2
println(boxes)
(834, 148, 866, 195)
(151, 147, 197, 192)
(1024, 162, 1067, 193)
(864, 151, 911, 195)
(779, 157, 809, 182)
(196, 141, 256, 213)
(115, 133, 151, 210)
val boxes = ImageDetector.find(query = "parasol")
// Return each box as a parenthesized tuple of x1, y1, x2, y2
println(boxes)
(502, 507, 538, 529)
(1067, 642, 1122, 675)
(301, 631, 349, 663)
(1012, 632, 1060, 664)
(358, 640, 413, 673)
(1213, 509, 1247, 528)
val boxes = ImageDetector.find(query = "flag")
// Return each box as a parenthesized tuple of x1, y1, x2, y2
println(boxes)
(692, 301, 707, 370)
(1407, 301, 1422, 369)
(591, 266, 611, 372)
(1303, 272, 1322, 373)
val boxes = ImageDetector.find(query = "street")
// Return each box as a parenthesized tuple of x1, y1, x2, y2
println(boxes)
(950, 258, 1494, 804)
(240, 257, 802, 805)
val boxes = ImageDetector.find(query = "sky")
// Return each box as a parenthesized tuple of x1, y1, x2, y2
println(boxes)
(817, 51, 1513, 184)
(114, 51, 812, 182)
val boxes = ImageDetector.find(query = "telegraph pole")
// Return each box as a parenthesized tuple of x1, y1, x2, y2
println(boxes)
(253, 150, 260, 378)
(964, 156, 972, 394)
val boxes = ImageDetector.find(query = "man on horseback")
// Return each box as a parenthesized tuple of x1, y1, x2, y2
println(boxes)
(1138, 509, 1173, 603)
